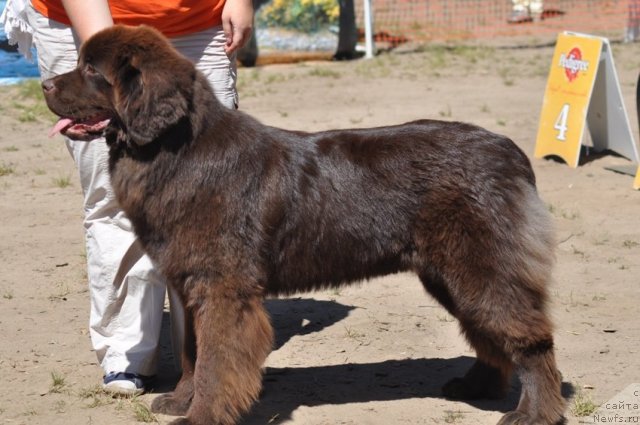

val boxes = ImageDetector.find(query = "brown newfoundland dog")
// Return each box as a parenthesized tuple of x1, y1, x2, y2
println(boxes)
(42, 25, 566, 425)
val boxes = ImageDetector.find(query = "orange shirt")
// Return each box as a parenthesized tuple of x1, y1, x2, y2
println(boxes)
(31, 0, 226, 37)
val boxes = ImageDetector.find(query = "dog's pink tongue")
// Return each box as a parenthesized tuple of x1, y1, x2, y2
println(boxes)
(49, 118, 74, 138)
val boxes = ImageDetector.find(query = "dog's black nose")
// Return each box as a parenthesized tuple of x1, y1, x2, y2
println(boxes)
(42, 79, 55, 93)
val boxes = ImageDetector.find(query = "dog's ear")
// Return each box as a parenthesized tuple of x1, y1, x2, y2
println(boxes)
(114, 54, 192, 145)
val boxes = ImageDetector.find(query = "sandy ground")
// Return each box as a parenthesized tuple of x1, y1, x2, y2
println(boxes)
(1, 39, 639, 425)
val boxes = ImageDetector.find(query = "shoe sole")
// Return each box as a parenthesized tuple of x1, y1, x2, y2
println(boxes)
(103, 381, 145, 396)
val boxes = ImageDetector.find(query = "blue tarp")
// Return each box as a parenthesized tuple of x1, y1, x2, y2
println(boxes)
(0, 0, 40, 84)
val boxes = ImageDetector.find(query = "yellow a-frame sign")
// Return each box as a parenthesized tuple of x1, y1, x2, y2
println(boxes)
(535, 32, 640, 173)
(635, 166, 640, 190)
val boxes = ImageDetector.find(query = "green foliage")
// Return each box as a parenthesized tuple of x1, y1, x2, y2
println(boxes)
(0, 163, 14, 176)
(4, 79, 56, 123)
(258, 0, 339, 32)
(18, 79, 45, 100)
(52, 175, 72, 188)
(572, 390, 598, 417)
(50, 371, 67, 393)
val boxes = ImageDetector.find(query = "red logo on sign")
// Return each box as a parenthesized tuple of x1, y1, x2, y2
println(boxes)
(559, 47, 589, 83)
(565, 48, 581, 81)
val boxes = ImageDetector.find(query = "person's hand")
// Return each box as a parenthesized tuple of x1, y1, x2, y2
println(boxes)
(221, 0, 254, 54)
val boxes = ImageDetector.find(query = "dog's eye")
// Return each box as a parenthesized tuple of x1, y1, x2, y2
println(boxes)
(86, 64, 99, 75)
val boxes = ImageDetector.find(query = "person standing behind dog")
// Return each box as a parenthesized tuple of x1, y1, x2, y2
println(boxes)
(5, 0, 253, 396)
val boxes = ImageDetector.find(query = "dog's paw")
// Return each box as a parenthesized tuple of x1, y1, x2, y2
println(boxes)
(496, 411, 533, 425)
(151, 393, 190, 416)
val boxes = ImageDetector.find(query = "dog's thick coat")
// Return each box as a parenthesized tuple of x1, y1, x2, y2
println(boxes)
(43, 25, 566, 425)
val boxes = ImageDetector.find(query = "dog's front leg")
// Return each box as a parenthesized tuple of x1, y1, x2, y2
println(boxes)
(151, 298, 197, 416)
(180, 281, 274, 425)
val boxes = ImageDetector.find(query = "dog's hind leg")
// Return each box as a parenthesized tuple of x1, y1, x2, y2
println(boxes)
(492, 190, 566, 425)
(183, 284, 273, 425)
(417, 185, 566, 424)
(452, 297, 565, 425)
(499, 343, 565, 425)
(420, 271, 512, 400)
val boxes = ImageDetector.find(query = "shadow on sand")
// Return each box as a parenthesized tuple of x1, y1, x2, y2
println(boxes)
(152, 297, 574, 424)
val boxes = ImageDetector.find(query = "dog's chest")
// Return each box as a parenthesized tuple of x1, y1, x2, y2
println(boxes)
(110, 156, 160, 220)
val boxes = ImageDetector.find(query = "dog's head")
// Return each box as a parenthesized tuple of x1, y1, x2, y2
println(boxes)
(43, 25, 196, 144)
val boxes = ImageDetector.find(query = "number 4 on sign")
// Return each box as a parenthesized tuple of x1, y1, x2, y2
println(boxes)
(553, 104, 570, 141)
(534, 32, 640, 171)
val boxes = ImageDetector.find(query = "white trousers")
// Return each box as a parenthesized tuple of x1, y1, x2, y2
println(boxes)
(27, 6, 237, 376)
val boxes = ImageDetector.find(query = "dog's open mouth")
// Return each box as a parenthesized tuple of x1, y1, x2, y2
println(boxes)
(50, 114, 111, 141)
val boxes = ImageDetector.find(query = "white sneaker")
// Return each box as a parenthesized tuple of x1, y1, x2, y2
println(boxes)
(102, 372, 148, 396)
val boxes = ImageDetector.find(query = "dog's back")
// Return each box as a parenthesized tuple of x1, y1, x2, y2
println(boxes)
(258, 120, 543, 294)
